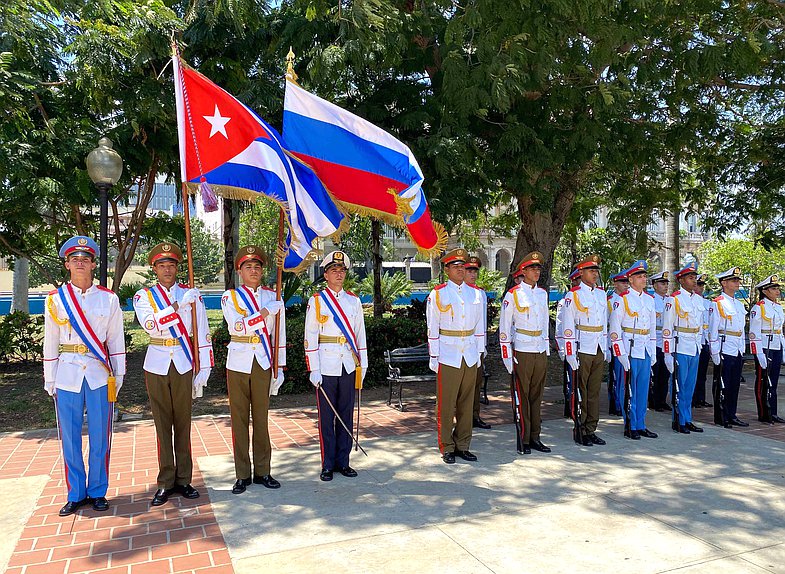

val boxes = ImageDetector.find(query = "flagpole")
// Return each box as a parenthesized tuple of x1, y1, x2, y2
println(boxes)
(182, 183, 201, 374)
(271, 208, 284, 378)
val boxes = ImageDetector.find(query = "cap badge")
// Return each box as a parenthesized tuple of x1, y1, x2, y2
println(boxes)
(335, 252, 344, 261)
(77, 238, 88, 246)
(162, 244, 171, 252)
(248, 247, 255, 253)
(734, 267, 740, 275)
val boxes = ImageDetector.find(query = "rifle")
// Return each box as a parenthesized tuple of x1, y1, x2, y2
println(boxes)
(624, 315, 637, 436)
(511, 365, 525, 454)
(571, 325, 585, 445)
(712, 316, 729, 426)
(671, 313, 680, 432)
(759, 330, 774, 423)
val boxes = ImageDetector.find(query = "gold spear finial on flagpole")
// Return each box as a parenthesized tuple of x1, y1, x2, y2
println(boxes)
(286, 47, 298, 83)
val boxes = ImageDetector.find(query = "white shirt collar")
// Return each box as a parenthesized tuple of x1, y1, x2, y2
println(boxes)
(448, 280, 463, 290)
(69, 281, 95, 295)
(328, 287, 343, 298)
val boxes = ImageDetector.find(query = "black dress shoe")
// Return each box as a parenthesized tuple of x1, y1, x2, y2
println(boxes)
(771, 415, 785, 423)
(721, 421, 732, 428)
(730, 417, 749, 427)
(254, 475, 282, 488)
(177, 484, 200, 499)
(454, 450, 478, 462)
(678, 425, 691, 434)
(338, 466, 358, 477)
(320, 468, 334, 481)
(91, 496, 109, 511)
(589, 434, 606, 445)
(151, 488, 170, 506)
(442, 452, 456, 464)
(59, 498, 89, 516)
(639, 429, 658, 438)
(624, 430, 641, 440)
(686, 422, 704, 433)
(518, 444, 532, 454)
(700, 401, 713, 408)
(473, 418, 492, 429)
(579, 436, 593, 446)
(232, 478, 252, 494)
(530, 440, 551, 453)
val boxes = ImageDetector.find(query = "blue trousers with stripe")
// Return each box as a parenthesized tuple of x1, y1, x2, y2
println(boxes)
(612, 356, 625, 413)
(55, 380, 112, 502)
(622, 354, 652, 431)
(675, 353, 699, 425)
(316, 368, 355, 471)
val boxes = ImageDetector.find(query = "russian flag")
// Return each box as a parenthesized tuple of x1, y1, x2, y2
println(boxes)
(282, 80, 446, 256)
(172, 56, 348, 272)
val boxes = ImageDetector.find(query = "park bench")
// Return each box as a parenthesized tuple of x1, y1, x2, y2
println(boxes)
(385, 343, 490, 411)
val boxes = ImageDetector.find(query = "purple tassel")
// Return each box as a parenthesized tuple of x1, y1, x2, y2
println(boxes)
(199, 178, 219, 212)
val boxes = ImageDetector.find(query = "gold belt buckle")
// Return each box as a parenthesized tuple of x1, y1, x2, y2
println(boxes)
(337, 335, 347, 345)
(250, 335, 260, 344)
(165, 338, 177, 347)
(76, 343, 87, 354)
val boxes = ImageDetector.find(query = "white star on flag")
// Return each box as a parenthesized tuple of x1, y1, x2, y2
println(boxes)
(203, 104, 231, 139)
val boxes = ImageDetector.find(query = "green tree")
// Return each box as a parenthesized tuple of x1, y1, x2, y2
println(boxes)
(698, 238, 785, 298)
(359, 272, 412, 311)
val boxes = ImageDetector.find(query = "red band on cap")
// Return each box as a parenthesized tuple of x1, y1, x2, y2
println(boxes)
(235, 253, 264, 270)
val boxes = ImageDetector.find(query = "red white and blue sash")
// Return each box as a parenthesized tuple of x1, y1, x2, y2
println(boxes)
(58, 283, 113, 375)
(148, 285, 193, 364)
(319, 289, 361, 363)
(235, 285, 273, 364)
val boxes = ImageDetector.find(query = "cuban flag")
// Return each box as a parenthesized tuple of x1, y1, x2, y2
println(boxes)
(283, 80, 447, 256)
(172, 56, 348, 272)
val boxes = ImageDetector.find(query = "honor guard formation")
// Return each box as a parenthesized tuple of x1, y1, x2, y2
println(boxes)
(43, 237, 783, 516)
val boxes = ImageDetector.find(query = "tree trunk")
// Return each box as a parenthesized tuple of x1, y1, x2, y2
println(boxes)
(371, 220, 383, 317)
(11, 257, 29, 313)
(110, 155, 159, 292)
(508, 179, 578, 292)
(664, 211, 680, 292)
(223, 198, 240, 289)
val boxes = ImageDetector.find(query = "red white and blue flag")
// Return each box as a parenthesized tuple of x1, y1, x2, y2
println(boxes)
(173, 56, 348, 272)
(283, 80, 447, 256)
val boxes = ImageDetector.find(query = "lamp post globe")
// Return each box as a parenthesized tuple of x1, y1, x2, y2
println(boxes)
(86, 137, 123, 287)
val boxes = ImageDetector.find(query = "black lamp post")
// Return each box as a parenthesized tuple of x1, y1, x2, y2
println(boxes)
(86, 138, 123, 287)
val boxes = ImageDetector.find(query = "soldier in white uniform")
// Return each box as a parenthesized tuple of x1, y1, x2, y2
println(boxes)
(133, 243, 213, 506)
(426, 248, 485, 464)
(662, 263, 705, 434)
(608, 260, 658, 439)
(499, 251, 551, 454)
(561, 254, 609, 446)
(749, 274, 785, 423)
(649, 272, 671, 411)
(708, 267, 748, 427)
(305, 251, 368, 481)
(607, 271, 629, 416)
(692, 274, 713, 408)
(44, 236, 126, 516)
(221, 246, 285, 494)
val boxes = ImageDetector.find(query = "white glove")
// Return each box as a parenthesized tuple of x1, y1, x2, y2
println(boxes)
(618, 355, 630, 371)
(264, 300, 284, 316)
(503, 357, 513, 374)
(664, 353, 674, 373)
(44, 381, 56, 396)
(361, 368, 367, 383)
(192, 368, 210, 398)
(711, 353, 721, 366)
(179, 288, 200, 309)
(604, 349, 611, 363)
(115, 376, 123, 394)
(309, 371, 322, 387)
(567, 354, 579, 372)
(558, 349, 566, 361)
(270, 370, 284, 395)
(757, 353, 768, 369)
(429, 357, 439, 373)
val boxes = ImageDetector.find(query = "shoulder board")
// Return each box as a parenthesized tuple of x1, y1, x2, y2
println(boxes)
(644, 292, 654, 298)
(178, 282, 189, 289)
(672, 290, 681, 296)
(712, 296, 723, 303)
(345, 290, 358, 297)
(569, 285, 580, 292)
(466, 283, 481, 290)
(97, 285, 113, 293)
(509, 284, 521, 292)
(48, 288, 58, 295)
(621, 289, 630, 296)
(261, 286, 275, 292)
(606, 293, 612, 300)
(757, 300, 766, 306)
(434, 283, 447, 290)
